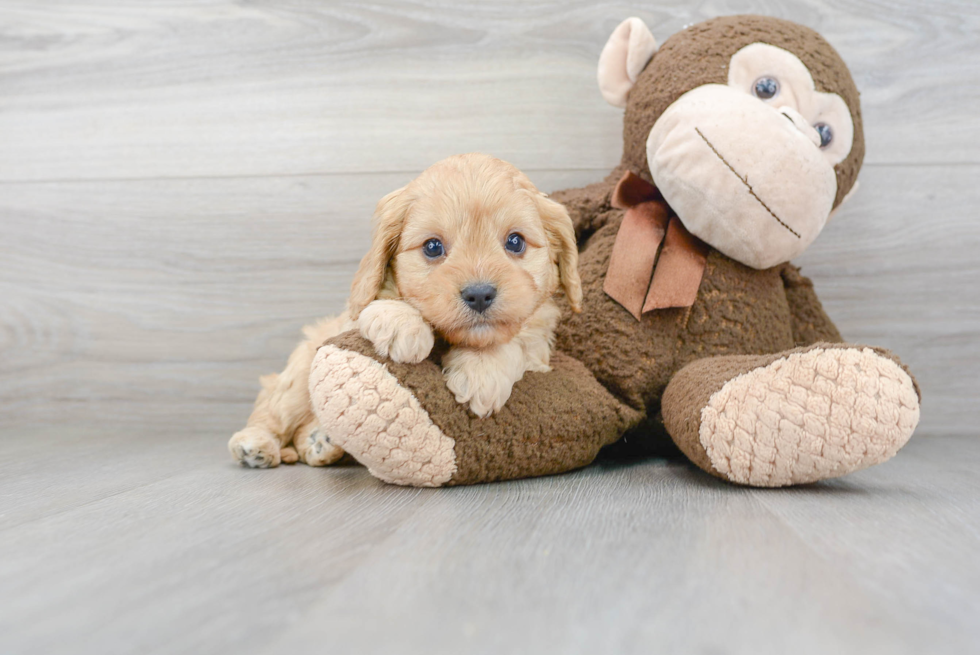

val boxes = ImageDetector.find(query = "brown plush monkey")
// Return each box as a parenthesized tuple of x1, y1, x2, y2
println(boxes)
(306, 15, 921, 487)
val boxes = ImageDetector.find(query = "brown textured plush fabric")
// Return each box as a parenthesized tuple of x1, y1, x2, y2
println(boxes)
(660, 352, 774, 479)
(549, 171, 623, 241)
(780, 264, 844, 345)
(622, 15, 864, 208)
(323, 332, 641, 485)
(554, 216, 799, 416)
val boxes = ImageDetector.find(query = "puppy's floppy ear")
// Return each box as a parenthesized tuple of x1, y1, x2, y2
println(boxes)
(533, 193, 583, 313)
(348, 185, 412, 319)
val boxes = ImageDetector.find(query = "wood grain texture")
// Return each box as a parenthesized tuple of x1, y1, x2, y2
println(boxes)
(1, 3, 979, 652)
(0, 430, 977, 655)
(0, 1, 976, 434)
(0, 169, 602, 431)
(1, 0, 979, 182)
(1, 166, 976, 434)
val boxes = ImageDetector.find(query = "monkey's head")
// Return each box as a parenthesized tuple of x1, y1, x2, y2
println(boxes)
(598, 15, 864, 269)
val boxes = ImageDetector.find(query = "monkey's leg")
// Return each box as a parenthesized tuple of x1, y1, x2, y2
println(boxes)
(308, 332, 639, 487)
(661, 343, 920, 487)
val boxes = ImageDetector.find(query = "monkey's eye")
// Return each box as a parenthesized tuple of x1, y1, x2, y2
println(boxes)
(504, 232, 526, 255)
(422, 238, 445, 259)
(814, 123, 834, 148)
(753, 77, 779, 100)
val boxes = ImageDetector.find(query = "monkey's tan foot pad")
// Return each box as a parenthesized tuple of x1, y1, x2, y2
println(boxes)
(663, 344, 921, 487)
(309, 343, 456, 487)
(309, 332, 640, 487)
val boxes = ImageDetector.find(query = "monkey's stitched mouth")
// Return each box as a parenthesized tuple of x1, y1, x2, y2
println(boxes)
(694, 127, 801, 239)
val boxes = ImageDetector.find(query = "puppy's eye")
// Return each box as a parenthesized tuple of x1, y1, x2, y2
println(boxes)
(422, 238, 444, 259)
(753, 76, 779, 100)
(504, 232, 526, 255)
(814, 122, 833, 148)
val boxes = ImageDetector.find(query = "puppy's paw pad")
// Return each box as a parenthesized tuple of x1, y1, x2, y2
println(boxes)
(280, 446, 299, 464)
(229, 427, 281, 468)
(301, 426, 345, 466)
(467, 383, 512, 418)
(387, 323, 435, 364)
(357, 301, 434, 363)
(445, 366, 513, 418)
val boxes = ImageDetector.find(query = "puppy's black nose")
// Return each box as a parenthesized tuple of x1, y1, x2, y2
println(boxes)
(461, 283, 497, 313)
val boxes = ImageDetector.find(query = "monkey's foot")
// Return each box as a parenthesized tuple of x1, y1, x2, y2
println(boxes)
(308, 332, 637, 487)
(663, 344, 921, 487)
(308, 338, 457, 487)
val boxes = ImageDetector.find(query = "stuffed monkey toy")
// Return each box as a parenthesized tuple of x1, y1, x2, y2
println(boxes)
(307, 15, 921, 487)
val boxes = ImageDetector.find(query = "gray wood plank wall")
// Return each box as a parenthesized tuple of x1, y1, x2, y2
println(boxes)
(1, 0, 977, 437)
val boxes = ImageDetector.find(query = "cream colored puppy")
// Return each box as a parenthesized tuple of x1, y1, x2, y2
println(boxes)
(228, 153, 582, 468)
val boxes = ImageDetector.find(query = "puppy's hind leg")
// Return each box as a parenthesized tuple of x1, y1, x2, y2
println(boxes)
(293, 419, 345, 467)
(229, 373, 289, 468)
(292, 315, 351, 466)
(229, 314, 352, 468)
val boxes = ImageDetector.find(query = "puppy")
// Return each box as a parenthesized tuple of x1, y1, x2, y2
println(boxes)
(229, 153, 582, 468)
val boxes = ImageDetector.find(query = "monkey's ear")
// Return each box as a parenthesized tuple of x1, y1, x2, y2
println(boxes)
(348, 185, 411, 319)
(828, 180, 860, 223)
(597, 17, 657, 108)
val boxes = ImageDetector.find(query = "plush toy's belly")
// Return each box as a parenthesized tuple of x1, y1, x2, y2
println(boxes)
(556, 222, 795, 414)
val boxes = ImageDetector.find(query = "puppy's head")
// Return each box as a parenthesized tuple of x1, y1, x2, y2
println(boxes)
(349, 153, 582, 349)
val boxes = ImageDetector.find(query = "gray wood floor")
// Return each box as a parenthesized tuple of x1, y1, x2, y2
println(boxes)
(1, 429, 978, 655)
(1, 1, 979, 653)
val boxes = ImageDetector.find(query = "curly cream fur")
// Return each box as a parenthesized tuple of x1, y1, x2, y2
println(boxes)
(229, 154, 580, 467)
(443, 299, 560, 417)
(228, 314, 352, 468)
(357, 299, 435, 364)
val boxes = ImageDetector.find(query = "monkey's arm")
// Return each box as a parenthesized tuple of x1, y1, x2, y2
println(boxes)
(781, 264, 843, 346)
(548, 172, 622, 243)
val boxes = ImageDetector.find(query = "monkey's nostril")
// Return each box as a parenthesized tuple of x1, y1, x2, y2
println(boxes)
(778, 106, 821, 147)
(461, 283, 497, 314)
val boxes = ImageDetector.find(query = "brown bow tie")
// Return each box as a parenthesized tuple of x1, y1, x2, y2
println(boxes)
(603, 171, 709, 320)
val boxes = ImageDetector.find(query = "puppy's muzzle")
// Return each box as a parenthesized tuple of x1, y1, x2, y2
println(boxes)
(461, 283, 497, 314)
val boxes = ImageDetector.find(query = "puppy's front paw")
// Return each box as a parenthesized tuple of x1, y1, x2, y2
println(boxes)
(358, 300, 434, 364)
(444, 356, 515, 418)
(228, 426, 281, 468)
